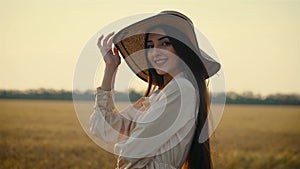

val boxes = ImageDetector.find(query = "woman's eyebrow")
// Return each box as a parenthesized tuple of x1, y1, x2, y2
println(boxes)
(146, 36, 169, 43)
(158, 36, 169, 41)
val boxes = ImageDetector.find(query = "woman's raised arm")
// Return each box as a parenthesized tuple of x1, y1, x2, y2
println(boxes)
(97, 32, 121, 91)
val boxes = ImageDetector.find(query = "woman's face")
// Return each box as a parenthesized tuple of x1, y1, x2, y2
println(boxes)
(146, 28, 183, 76)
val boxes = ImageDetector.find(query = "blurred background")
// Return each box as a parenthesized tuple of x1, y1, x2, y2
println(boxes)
(0, 0, 299, 169)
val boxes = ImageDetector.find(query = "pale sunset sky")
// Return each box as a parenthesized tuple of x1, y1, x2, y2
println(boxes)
(1, 0, 299, 96)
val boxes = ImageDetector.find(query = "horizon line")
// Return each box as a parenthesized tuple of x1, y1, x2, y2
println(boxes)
(0, 88, 299, 96)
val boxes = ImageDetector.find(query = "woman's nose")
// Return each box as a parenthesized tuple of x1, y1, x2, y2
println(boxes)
(151, 47, 161, 57)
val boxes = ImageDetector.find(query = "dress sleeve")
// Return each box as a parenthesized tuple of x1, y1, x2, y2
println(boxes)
(115, 78, 197, 168)
(89, 88, 138, 143)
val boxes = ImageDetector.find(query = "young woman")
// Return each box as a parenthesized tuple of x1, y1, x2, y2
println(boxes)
(90, 11, 220, 169)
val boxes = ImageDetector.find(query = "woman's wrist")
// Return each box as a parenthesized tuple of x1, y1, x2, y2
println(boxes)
(101, 66, 118, 91)
(104, 66, 118, 75)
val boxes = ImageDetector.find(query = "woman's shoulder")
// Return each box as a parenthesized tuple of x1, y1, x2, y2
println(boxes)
(163, 75, 196, 97)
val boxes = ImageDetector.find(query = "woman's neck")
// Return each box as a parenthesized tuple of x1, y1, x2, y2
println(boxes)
(163, 74, 173, 87)
(162, 71, 185, 88)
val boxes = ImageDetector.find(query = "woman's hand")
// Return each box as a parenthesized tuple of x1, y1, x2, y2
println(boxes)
(97, 32, 121, 71)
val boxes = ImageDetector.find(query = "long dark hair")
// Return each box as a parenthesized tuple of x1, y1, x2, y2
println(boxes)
(144, 25, 212, 169)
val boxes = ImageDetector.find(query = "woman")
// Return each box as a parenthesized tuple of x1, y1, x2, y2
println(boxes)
(90, 11, 220, 169)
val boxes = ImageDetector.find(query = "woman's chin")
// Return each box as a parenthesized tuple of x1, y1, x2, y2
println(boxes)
(156, 69, 167, 75)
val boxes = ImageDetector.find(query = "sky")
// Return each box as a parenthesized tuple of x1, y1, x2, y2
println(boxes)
(0, 0, 299, 96)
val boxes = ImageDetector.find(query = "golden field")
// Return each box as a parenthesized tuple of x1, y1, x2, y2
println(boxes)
(0, 100, 299, 169)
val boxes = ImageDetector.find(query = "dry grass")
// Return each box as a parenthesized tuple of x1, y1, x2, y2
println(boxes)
(0, 100, 115, 169)
(211, 105, 300, 169)
(0, 100, 299, 169)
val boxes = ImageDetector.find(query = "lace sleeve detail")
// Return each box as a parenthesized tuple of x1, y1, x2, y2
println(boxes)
(89, 88, 132, 143)
(94, 88, 117, 114)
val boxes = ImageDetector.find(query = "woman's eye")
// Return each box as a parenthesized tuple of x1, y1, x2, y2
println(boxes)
(162, 41, 171, 46)
(146, 44, 154, 48)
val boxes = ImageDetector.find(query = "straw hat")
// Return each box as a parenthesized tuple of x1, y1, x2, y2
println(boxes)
(113, 10, 220, 83)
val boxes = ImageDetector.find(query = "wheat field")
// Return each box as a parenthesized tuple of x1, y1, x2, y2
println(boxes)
(0, 100, 299, 169)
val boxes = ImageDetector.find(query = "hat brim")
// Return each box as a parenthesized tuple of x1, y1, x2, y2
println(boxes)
(113, 11, 220, 83)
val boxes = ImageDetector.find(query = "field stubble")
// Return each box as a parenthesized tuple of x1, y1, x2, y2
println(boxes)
(0, 100, 299, 169)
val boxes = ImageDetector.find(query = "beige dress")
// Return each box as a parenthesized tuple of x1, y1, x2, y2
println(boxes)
(89, 73, 198, 169)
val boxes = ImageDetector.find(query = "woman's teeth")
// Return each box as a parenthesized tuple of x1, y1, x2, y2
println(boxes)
(155, 58, 168, 66)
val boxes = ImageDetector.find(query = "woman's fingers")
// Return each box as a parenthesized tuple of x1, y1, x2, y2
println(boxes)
(98, 35, 104, 43)
(113, 46, 119, 56)
(113, 46, 121, 65)
(103, 32, 115, 47)
(107, 35, 114, 49)
(97, 35, 104, 47)
(98, 32, 115, 56)
(97, 32, 121, 69)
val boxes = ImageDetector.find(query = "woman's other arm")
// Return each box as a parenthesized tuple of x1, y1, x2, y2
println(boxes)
(98, 32, 120, 91)
(90, 33, 130, 143)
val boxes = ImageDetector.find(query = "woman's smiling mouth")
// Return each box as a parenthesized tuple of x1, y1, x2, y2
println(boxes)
(154, 58, 168, 67)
